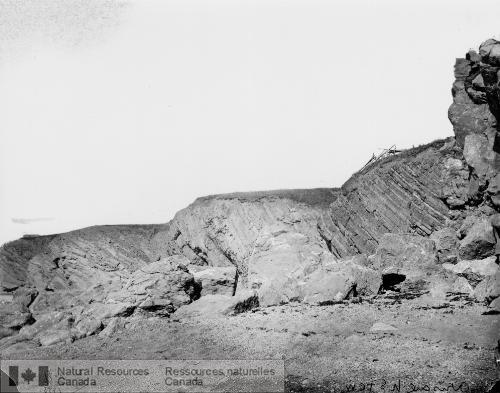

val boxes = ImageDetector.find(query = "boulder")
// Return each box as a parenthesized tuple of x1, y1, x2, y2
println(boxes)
(491, 214, 500, 257)
(19, 311, 71, 339)
(463, 133, 497, 179)
(28, 290, 84, 318)
(0, 340, 39, 355)
(430, 228, 459, 263)
(72, 316, 103, 339)
(448, 90, 496, 147)
(488, 175, 500, 208)
(458, 216, 479, 239)
(466, 50, 482, 63)
(256, 254, 380, 306)
(0, 301, 32, 329)
(38, 329, 73, 346)
(473, 272, 500, 303)
(300, 269, 355, 305)
(82, 302, 135, 321)
(341, 260, 382, 295)
(99, 317, 124, 338)
(119, 256, 197, 315)
(451, 277, 474, 295)
(12, 287, 38, 308)
(246, 230, 326, 303)
(486, 297, 500, 313)
(321, 256, 381, 296)
(479, 38, 500, 66)
(369, 234, 437, 279)
(0, 334, 30, 353)
(458, 219, 496, 260)
(443, 256, 499, 285)
(174, 291, 258, 319)
(190, 266, 237, 296)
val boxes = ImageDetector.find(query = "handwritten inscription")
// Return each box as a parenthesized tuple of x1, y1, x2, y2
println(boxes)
(325, 379, 484, 393)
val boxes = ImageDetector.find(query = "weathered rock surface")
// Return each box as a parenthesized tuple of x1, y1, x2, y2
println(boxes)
(0, 225, 170, 292)
(479, 39, 500, 65)
(1, 39, 500, 354)
(486, 296, 500, 313)
(173, 290, 259, 319)
(451, 277, 474, 295)
(332, 256, 382, 296)
(489, 175, 500, 209)
(0, 144, 491, 348)
(162, 190, 337, 288)
(254, 253, 381, 306)
(72, 316, 103, 339)
(0, 301, 32, 330)
(38, 330, 73, 347)
(458, 219, 496, 260)
(0, 251, 198, 351)
(18, 311, 71, 340)
(369, 234, 438, 279)
(99, 317, 124, 338)
(190, 266, 237, 296)
(448, 39, 500, 209)
(443, 256, 499, 285)
(430, 228, 459, 263)
(320, 142, 472, 257)
(300, 269, 355, 305)
(491, 213, 500, 257)
(473, 271, 500, 304)
(120, 256, 197, 314)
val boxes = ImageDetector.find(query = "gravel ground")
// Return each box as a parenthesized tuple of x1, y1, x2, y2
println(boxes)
(3, 293, 499, 392)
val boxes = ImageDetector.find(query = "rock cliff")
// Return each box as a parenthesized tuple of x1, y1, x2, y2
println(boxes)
(448, 39, 500, 206)
(0, 39, 499, 352)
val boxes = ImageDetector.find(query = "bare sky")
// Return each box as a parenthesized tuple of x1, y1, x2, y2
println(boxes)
(1, 0, 500, 245)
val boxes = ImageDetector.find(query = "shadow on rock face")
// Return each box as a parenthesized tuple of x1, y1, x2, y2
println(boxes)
(0, 369, 19, 393)
(382, 273, 406, 290)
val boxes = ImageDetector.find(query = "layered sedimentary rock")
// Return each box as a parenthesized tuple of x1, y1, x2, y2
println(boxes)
(0, 39, 499, 351)
(0, 225, 170, 292)
(319, 140, 471, 257)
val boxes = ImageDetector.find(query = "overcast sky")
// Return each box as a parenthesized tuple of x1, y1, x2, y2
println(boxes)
(1, 0, 500, 245)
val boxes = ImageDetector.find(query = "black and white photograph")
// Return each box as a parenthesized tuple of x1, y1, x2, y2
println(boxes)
(0, 1, 500, 392)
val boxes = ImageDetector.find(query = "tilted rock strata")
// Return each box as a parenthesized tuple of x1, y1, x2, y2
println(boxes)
(320, 140, 475, 257)
(1, 39, 500, 352)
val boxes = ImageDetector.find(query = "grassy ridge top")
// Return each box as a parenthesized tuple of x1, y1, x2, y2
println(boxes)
(196, 188, 340, 208)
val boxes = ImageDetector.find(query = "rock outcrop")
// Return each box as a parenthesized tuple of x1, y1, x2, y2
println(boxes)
(189, 266, 237, 296)
(369, 234, 438, 280)
(448, 39, 500, 207)
(458, 218, 496, 260)
(444, 256, 498, 281)
(0, 39, 499, 353)
(173, 290, 259, 319)
(430, 228, 459, 263)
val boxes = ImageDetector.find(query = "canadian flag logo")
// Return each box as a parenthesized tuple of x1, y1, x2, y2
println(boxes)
(8, 365, 49, 387)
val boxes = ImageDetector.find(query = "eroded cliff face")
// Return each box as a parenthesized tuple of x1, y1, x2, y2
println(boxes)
(448, 39, 500, 207)
(0, 225, 170, 292)
(319, 139, 472, 257)
(162, 189, 339, 287)
(0, 39, 499, 352)
(161, 136, 493, 284)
